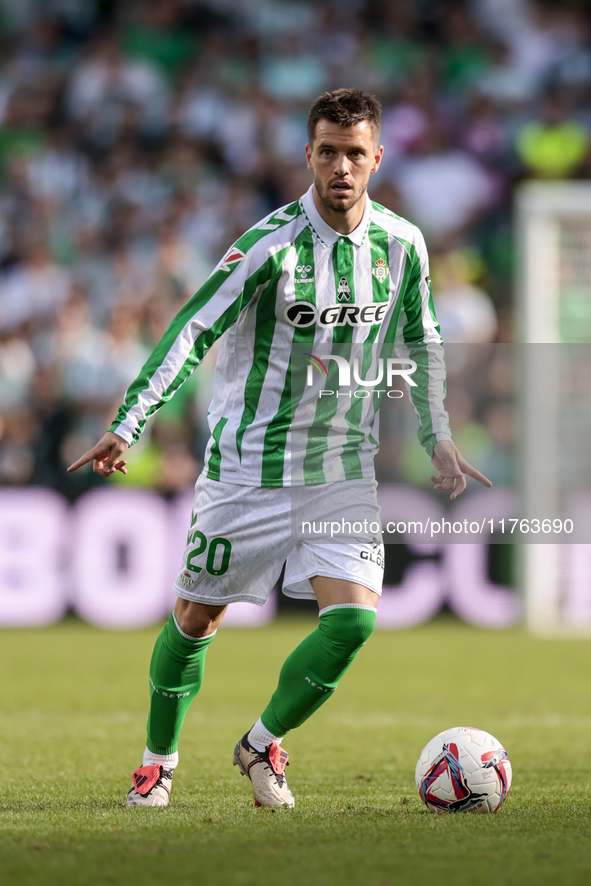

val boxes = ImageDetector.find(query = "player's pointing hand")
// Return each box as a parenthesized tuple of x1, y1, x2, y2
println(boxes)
(429, 440, 492, 500)
(67, 431, 129, 477)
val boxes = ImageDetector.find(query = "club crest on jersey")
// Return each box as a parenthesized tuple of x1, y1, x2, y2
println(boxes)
(219, 247, 246, 273)
(295, 264, 314, 284)
(337, 277, 351, 302)
(371, 258, 391, 283)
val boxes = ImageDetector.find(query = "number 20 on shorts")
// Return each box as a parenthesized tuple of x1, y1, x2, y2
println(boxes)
(186, 531, 232, 576)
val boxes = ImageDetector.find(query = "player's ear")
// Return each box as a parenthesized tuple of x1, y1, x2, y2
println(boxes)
(371, 144, 384, 174)
(305, 143, 313, 171)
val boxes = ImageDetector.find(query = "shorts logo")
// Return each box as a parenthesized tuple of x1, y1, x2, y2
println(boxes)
(180, 570, 195, 589)
(295, 264, 314, 284)
(219, 247, 246, 273)
(284, 301, 389, 328)
(360, 543, 385, 570)
(371, 258, 391, 283)
(337, 276, 351, 302)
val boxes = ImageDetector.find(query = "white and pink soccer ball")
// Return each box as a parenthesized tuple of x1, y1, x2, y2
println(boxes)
(415, 727, 512, 813)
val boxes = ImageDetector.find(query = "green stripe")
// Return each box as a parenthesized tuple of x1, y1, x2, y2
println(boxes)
(330, 237, 356, 343)
(391, 240, 445, 457)
(402, 247, 436, 450)
(368, 223, 392, 308)
(400, 244, 441, 344)
(260, 231, 317, 485)
(301, 238, 357, 483)
(235, 248, 292, 461)
(339, 342, 381, 479)
(339, 223, 392, 479)
(380, 237, 414, 344)
(206, 416, 228, 480)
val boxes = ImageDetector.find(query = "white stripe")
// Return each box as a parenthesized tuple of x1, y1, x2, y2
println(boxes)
(240, 247, 299, 484)
(289, 236, 337, 485)
(318, 603, 377, 617)
(173, 612, 217, 641)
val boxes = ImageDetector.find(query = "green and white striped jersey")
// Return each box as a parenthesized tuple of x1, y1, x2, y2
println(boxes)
(110, 185, 452, 486)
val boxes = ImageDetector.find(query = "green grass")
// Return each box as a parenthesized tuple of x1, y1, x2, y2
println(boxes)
(1, 617, 591, 886)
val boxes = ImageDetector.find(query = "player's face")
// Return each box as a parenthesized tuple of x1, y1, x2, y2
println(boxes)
(305, 119, 383, 217)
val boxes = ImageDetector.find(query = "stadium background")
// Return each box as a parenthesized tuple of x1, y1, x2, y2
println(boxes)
(1, 0, 591, 630)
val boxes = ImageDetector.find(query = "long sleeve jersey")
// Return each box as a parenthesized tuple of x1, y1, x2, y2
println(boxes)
(109, 185, 452, 486)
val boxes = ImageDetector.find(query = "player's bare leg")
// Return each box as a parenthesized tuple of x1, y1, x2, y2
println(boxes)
(128, 600, 226, 807)
(234, 577, 378, 808)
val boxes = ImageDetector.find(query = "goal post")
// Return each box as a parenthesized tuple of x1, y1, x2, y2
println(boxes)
(516, 181, 591, 635)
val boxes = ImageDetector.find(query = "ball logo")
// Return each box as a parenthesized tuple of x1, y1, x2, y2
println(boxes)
(284, 301, 389, 328)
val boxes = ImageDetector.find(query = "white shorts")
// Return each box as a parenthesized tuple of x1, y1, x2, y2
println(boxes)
(173, 475, 384, 606)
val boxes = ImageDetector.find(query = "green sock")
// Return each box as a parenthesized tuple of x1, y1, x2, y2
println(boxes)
(146, 613, 215, 755)
(260, 606, 376, 737)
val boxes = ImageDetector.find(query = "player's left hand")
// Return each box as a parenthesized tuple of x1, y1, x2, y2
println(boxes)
(429, 440, 492, 500)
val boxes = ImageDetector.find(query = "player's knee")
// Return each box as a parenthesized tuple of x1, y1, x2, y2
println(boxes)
(174, 599, 225, 638)
(319, 606, 377, 655)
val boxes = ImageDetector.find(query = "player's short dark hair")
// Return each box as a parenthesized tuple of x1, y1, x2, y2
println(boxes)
(307, 88, 382, 144)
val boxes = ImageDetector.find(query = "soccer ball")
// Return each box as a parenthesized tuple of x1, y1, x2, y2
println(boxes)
(415, 726, 512, 813)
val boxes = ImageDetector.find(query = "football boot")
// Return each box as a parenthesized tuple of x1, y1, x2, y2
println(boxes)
(233, 734, 294, 808)
(127, 764, 173, 807)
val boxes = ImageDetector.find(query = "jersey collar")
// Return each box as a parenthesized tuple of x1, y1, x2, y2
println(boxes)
(300, 184, 372, 248)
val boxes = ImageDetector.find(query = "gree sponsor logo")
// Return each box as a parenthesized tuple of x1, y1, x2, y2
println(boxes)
(285, 301, 389, 328)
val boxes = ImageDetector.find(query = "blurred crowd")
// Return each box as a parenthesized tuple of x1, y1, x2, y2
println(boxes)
(1, 0, 590, 496)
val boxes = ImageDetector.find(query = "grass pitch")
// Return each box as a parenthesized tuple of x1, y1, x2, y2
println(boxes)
(1, 617, 591, 886)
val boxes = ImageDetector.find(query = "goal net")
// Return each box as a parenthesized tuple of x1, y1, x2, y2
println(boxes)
(516, 181, 591, 634)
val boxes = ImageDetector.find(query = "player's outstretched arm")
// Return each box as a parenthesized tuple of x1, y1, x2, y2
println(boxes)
(429, 439, 492, 500)
(67, 431, 129, 478)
